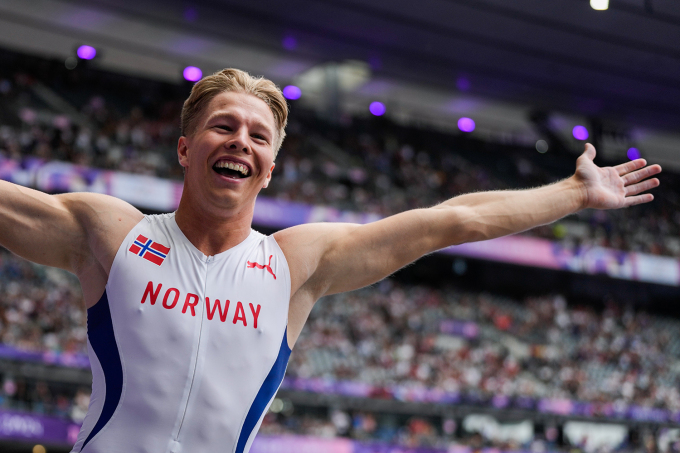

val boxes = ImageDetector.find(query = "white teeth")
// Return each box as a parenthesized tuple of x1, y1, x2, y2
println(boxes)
(215, 161, 250, 176)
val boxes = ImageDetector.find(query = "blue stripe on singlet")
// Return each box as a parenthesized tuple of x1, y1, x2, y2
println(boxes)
(82, 291, 124, 449)
(235, 328, 292, 453)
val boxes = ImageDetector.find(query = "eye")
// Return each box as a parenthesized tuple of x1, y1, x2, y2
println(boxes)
(215, 125, 232, 132)
(251, 134, 268, 142)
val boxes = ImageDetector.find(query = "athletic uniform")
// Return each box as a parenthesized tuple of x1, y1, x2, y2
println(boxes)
(71, 213, 291, 453)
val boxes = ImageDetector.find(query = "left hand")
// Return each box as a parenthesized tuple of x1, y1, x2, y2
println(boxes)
(574, 143, 662, 210)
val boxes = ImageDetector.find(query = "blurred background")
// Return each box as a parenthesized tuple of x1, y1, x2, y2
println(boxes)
(0, 0, 680, 452)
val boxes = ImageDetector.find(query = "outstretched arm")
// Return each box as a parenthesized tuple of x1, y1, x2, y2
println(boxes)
(0, 180, 143, 274)
(277, 145, 661, 302)
(0, 180, 86, 272)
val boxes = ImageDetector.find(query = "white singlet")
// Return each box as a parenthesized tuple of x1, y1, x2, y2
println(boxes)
(71, 213, 291, 453)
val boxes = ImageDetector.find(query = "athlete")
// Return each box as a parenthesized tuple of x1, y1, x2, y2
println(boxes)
(0, 69, 661, 452)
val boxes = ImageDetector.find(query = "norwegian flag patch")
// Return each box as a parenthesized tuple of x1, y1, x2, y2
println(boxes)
(129, 235, 170, 266)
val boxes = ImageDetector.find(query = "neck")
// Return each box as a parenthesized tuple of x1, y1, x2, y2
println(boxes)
(175, 193, 255, 256)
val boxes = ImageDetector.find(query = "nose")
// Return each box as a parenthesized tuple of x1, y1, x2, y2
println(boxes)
(225, 127, 251, 154)
(226, 127, 251, 154)
(228, 141, 249, 154)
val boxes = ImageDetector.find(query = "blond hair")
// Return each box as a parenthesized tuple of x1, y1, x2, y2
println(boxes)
(180, 68, 288, 157)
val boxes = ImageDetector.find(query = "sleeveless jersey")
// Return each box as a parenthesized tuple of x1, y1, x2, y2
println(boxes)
(71, 213, 291, 453)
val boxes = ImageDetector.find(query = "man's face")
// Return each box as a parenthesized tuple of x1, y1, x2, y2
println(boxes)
(178, 91, 277, 212)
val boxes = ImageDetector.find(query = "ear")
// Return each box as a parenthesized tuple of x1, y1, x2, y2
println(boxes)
(262, 163, 275, 188)
(177, 136, 190, 168)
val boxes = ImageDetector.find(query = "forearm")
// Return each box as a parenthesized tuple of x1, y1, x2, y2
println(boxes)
(431, 176, 586, 247)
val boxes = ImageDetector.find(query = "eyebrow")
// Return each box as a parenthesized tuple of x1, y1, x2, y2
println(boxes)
(205, 112, 274, 137)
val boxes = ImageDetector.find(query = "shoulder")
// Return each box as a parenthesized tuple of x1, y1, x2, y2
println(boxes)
(273, 223, 357, 265)
(273, 222, 359, 294)
(56, 192, 143, 218)
(57, 193, 144, 235)
(59, 193, 144, 273)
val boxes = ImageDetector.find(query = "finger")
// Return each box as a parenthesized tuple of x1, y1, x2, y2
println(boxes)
(581, 143, 596, 161)
(624, 193, 654, 207)
(622, 164, 662, 185)
(625, 178, 660, 196)
(614, 158, 647, 176)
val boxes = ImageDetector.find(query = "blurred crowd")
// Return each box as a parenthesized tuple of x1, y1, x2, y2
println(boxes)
(259, 409, 539, 452)
(0, 73, 183, 180)
(289, 279, 680, 412)
(257, 405, 655, 453)
(0, 246, 85, 354)
(0, 377, 90, 423)
(0, 246, 88, 420)
(0, 58, 680, 257)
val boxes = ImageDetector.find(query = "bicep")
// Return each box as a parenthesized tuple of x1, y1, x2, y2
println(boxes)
(0, 181, 86, 270)
(0, 181, 141, 273)
(320, 209, 446, 295)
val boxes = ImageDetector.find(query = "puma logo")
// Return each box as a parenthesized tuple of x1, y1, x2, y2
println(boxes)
(246, 255, 277, 280)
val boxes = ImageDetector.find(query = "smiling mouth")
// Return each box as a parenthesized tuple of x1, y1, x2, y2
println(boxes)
(212, 161, 251, 179)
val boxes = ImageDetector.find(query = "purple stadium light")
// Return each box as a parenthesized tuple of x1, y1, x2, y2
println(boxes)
(77, 45, 97, 60)
(183, 66, 202, 82)
(572, 125, 589, 140)
(627, 147, 641, 160)
(369, 101, 386, 116)
(282, 36, 297, 50)
(282, 85, 302, 100)
(458, 117, 475, 133)
(456, 76, 471, 92)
